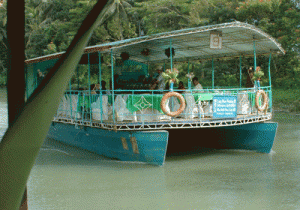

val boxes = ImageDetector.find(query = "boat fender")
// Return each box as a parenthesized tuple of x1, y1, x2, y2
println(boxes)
(161, 92, 186, 117)
(255, 90, 268, 112)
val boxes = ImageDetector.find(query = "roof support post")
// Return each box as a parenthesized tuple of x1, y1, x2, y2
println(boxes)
(268, 53, 272, 113)
(253, 39, 257, 89)
(253, 40, 257, 70)
(268, 53, 272, 87)
(188, 60, 191, 90)
(111, 49, 115, 123)
(99, 52, 103, 123)
(240, 56, 242, 88)
(170, 39, 173, 71)
(88, 53, 92, 123)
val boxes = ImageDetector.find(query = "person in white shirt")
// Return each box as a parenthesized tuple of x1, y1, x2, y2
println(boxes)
(192, 77, 203, 91)
(156, 68, 165, 92)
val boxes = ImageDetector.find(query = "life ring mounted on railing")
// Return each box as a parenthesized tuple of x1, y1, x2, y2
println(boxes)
(255, 90, 268, 112)
(160, 92, 186, 117)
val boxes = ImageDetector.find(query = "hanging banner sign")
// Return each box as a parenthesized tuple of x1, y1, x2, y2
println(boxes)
(213, 95, 237, 118)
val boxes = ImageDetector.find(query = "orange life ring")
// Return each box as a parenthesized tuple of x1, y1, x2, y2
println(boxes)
(255, 90, 268, 112)
(161, 92, 186, 117)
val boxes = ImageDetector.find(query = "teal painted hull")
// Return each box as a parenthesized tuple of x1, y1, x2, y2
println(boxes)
(47, 122, 277, 165)
(48, 123, 169, 166)
(167, 122, 278, 155)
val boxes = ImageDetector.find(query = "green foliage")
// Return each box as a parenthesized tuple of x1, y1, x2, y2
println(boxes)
(0, 69, 6, 86)
(273, 87, 300, 104)
(162, 68, 180, 85)
(1, 0, 300, 88)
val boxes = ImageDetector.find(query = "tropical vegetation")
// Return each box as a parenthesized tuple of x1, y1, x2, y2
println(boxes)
(0, 0, 299, 89)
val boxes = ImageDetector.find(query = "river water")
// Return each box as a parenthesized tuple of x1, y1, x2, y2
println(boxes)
(1, 89, 300, 209)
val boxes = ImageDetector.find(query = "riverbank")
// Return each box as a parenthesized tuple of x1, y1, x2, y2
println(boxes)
(272, 88, 300, 113)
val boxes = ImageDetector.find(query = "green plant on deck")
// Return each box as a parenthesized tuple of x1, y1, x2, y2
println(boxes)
(162, 68, 179, 85)
(252, 70, 264, 81)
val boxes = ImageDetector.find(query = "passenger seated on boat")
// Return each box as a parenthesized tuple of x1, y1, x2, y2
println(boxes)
(177, 81, 186, 93)
(254, 66, 262, 88)
(192, 77, 203, 93)
(156, 67, 165, 92)
(90, 84, 100, 94)
(149, 78, 158, 91)
(246, 67, 254, 88)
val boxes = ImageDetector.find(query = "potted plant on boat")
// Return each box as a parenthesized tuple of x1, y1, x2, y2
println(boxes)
(162, 68, 179, 91)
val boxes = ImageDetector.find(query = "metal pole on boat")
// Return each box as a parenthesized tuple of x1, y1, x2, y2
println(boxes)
(268, 53, 272, 87)
(88, 53, 92, 123)
(240, 55, 242, 88)
(268, 53, 272, 113)
(170, 39, 173, 71)
(253, 40, 257, 70)
(253, 39, 257, 89)
(212, 58, 214, 89)
(99, 52, 103, 123)
(188, 60, 191, 90)
(111, 49, 115, 123)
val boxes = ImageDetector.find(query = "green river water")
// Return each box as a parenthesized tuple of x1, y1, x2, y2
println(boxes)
(0, 89, 300, 210)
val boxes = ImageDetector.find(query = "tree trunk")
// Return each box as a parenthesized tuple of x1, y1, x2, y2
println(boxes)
(6, 1, 27, 210)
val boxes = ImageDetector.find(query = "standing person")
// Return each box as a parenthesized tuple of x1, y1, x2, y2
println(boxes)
(246, 67, 254, 88)
(255, 66, 262, 88)
(192, 77, 203, 91)
(156, 67, 165, 92)
(90, 84, 99, 94)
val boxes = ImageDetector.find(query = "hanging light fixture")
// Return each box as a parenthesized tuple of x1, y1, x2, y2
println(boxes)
(121, 52, 130, 60)
(165, 47, 175, 58)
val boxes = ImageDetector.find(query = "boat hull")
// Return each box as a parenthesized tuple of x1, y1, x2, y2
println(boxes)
(166, 122, 278, 155)
(48, 122, 169, 166)
(47, 122, 277, 165)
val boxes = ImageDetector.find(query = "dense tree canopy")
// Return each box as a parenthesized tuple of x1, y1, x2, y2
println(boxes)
(0, 0, 299, 87)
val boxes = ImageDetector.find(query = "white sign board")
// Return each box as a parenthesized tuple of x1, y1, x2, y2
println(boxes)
(210, 33, 222, 49)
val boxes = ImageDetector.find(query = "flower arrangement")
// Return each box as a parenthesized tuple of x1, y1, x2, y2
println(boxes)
(162, 68, 179, 85)
(186, 72, 195, 80)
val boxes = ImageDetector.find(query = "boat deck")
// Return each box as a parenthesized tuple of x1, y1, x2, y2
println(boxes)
(53, 112, 272, 131)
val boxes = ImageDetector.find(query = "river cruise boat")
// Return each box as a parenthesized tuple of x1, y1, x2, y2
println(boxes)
(25, 21, 284, 165)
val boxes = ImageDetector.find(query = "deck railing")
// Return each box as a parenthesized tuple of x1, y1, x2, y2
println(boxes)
(54, 86, 272, 125)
